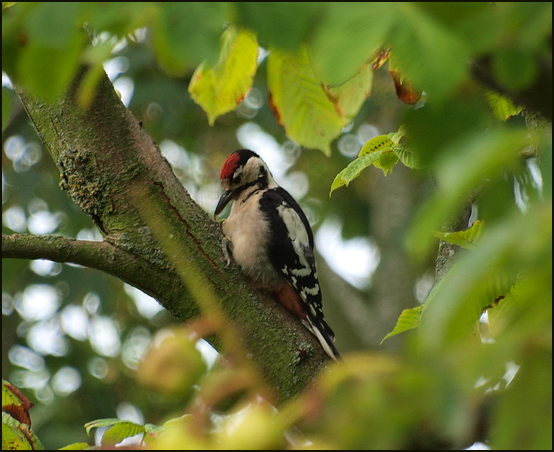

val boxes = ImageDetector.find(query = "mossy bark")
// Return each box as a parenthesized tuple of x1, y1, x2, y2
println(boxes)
(8, 66, 331, 403)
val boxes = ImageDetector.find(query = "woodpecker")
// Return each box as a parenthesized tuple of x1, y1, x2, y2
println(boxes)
(214, 149, 340, 360)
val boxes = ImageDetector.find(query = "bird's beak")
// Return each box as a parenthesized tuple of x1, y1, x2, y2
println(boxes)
(214, 189, 234, 219)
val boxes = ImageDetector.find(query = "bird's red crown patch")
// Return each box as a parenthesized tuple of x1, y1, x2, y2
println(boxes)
(220, 152, 241, 180)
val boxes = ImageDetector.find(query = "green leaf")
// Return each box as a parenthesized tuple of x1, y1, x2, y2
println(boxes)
(102, 421, 146, 446)
(433, 220, 484, 250)
(349, 132, 404, 181)
(388, 127, 420, 170)
(85, 418, 147, 446)
(58, 443, 90, 450)
(235, 2, 321, 51)
(82, 2, 155, 38)
(490, 348, 552, 449)
(418, 265, 482, 348)
(85, 418, 124, 435)
(329, 128, 412, 194)
(309, 3, 398, 86)
(388, 126, 407, 145)
(142, 423, 164, 448)
(326, 63, 373, 124)
(24, 2, 82, 50)
(487, 253, 552, 342)
(404, 95, 490, 167)
(406, 128, 531, 258)
(374, 150, 399, 175)
(330, 151, 383, 195)
(9, 2, 85, 102)
(78, 37, 120, 108)
(438, 129, 529, 198)
(492, 48, 538, 91)
(418, 213, 530, 349)
(389, 3, 471, 102)
(381, 305, 423, 343)
(17, 33, 84, 103)
(267, 47, 343, 155)
(152, 3, 230, 76)
(189, 27, 258, 125)
(393, 145, 420, 169)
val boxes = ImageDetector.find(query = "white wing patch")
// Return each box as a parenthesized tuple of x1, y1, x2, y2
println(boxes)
(276, 204, 312, 277)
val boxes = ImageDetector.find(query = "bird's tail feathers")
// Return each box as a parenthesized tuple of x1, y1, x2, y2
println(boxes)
(303, 316, 341, 361)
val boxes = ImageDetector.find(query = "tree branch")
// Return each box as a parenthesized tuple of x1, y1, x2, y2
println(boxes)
(434, 196, 475, 284)
(2, 233, 176, 302)
(9, 66, 331, 403)
(4, 233, 120, 266)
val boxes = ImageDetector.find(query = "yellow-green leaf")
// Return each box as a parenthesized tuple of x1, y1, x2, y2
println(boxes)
(357, 134, 401, 176)
(393, 145, 420, 169)
(267, 47, 343, 155)
(381, 305, 423, 343)
(374, 150, 399, 175)
(189, 27, 258, 125)
(486, 91, 523, 121)
(326, 64, 373, 124)
(433, 220, 484, 250)
(330, 129, 408, 193)
(2, 412, 45, 450)
(102, 421, 146, 446)
(388, 125, 406, 144)
(85, 418, 124, 435)
(58, 442, 91, 450)
(330, 151, 383, 195)
(358, 134, 395, 157)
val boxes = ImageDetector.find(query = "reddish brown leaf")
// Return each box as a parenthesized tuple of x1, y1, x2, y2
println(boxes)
(3, 381, 34, 426)
(390, 70, 421, 104)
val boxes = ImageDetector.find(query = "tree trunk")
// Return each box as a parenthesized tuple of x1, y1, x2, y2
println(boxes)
(5, 66, 331, 403)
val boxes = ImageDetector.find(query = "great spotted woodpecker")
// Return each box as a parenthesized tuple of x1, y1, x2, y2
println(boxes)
(214, 149, 340, 360)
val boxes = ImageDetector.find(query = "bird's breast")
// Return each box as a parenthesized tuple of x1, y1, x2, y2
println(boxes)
(222, 194, 282, 288)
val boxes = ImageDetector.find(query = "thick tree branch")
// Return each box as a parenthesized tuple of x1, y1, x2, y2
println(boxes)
(8, 66, 331, 403)
(2, 233, 178, 303)
(3, 233, 117, 264)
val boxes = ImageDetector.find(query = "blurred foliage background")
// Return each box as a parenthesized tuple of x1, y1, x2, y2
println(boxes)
(2, 2, 551, 450)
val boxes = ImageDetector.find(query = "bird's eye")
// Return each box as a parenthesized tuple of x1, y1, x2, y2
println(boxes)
(233, 174, 242, 184)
